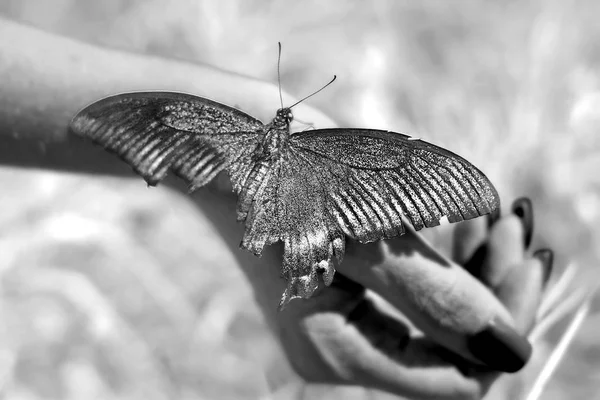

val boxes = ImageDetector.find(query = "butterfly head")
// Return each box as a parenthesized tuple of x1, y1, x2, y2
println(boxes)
(273, 107, 293, 127)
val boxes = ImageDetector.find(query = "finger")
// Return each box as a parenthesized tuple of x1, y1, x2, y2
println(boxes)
(339, 226, 531, 373)
(450, 209, 547, 389)
(460, 198, 533, 284)
(452, 218, 488, 266)
(453, 205, 502, 276)
(476, 198, 533, 288)
(512, 197, 534, 250)
(453, 215, 495, 279)
(463, 250, 553, 394)
(495, 249, 554, 333)
(292, 295, 493, 400)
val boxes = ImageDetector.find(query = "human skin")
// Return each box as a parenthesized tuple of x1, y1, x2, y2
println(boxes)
(0, 18, 551, 399)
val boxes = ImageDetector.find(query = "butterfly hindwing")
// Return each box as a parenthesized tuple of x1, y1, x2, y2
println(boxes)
(70, 92, 264, 190)
(261, 151, 346, 306)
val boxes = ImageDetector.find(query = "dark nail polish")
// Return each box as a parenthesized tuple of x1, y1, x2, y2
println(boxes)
(511, 197, 533, 249)
(534, 249, 554, 289)
(467, 317, 532, 373)
(464, 244, 488, 279)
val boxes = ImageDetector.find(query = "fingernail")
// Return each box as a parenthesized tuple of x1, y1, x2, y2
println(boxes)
(511, 197, 533, 249)
(467, 317, 532, 373)
(464, 244, 488, 278)
(534, 249, 554, 289)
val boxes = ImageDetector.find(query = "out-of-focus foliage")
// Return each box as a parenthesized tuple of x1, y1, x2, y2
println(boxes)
(1, 1, 599, 399)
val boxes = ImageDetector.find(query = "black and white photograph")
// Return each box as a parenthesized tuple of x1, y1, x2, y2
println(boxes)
(0, 1, 598, 399)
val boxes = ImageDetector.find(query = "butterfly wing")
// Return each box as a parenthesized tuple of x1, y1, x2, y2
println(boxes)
(292, 128, 499, 233)
(70, 92, 264, 191)
(273, 128, 500, 308)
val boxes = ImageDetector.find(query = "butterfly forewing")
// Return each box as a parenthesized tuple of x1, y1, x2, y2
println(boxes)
(289, 128, 499, 237)
(70, 92, 264, 190)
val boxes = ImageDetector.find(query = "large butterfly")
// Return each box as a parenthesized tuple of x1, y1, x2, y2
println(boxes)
(70, 91, 500, 309)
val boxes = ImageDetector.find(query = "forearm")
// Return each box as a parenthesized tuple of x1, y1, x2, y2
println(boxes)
(0, 18, 290, 174)
(0, 17, 322, 319)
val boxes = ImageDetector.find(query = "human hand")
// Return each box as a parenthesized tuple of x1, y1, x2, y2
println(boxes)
(200, 180, 551, 399)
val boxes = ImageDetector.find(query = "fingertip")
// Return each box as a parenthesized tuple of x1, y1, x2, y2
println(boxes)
(533, 248, 554, 290)
(511, 197, 534, 249)
(482, 215, 527, 288)
(494, 257, 545, 332)
(466, 317, 532, 373)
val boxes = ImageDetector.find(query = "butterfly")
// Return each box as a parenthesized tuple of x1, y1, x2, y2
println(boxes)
(70, 77, 500, 310)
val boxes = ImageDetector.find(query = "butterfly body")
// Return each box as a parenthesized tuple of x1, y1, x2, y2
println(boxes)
(71, 91, 500, 309)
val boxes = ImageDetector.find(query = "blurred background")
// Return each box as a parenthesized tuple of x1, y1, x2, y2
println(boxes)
(1, 0, 600, 399)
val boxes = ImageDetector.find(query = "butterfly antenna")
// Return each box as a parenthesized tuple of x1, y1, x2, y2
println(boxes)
(277, 42, 284, 109)
(288, 75, 337, 109)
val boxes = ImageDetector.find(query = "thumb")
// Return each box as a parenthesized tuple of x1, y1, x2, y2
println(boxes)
(339, 223, 532, 373)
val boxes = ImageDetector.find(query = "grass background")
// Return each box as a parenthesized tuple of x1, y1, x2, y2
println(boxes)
(1, 0, 600, 398)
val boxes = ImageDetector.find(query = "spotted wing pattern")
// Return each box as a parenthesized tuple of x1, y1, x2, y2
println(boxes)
(70, 92, 264, 191)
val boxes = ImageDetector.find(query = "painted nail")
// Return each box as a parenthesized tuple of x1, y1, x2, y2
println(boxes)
(467, 317, 532, 373)
(464, 244, 488, 278)
(511, 197, 533, 249)
(534, 249, 554, 289)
